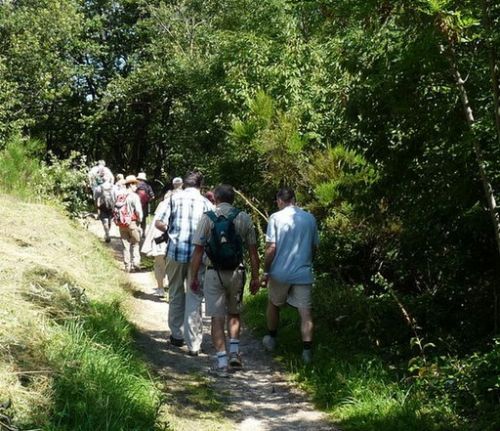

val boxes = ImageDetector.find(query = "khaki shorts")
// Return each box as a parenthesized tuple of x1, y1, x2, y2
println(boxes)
(268, 278, 312, 309)
(204, 268, 245, 316)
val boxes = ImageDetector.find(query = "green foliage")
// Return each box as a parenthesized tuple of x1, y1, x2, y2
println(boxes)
(47, 313, 160, 431)
(1, 0, 500, 428)
(0, 135, 44, 199)
(0, 136, 91, 214)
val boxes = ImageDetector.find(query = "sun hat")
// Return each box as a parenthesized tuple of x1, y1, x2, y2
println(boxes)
(172, 177, 183, 185)
(125, 175, 139, 185)
(137, 172, 147, 181)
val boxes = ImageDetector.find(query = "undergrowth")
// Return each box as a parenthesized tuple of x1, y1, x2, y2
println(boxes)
(243, 283, 499, 431)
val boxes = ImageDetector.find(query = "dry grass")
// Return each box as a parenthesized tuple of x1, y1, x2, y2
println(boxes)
(0, 193, 133, 427)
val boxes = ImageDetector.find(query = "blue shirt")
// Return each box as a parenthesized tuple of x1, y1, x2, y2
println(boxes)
(158, 187, 214, 263)
(266, 205, 319, 284)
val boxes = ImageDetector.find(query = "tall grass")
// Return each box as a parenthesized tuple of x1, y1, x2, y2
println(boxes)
(47, 315, 160, 430)
(0, 135, 90, 214)
(0, 194, 165, 430)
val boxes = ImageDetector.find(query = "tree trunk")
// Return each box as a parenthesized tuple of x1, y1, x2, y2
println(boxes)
(445, 43, 500, 332)
(482, 0, 500, 147)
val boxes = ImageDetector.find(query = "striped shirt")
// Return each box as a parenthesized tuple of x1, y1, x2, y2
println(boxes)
(158, 187, 214, 263)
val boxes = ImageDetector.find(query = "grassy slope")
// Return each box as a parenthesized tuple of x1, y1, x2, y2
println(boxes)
(0, 194, 164, 430)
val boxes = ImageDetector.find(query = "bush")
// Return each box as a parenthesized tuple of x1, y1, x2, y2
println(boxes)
(0, 135, 91, 214)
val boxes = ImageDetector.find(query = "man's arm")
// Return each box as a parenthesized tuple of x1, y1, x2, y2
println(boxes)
(155, 219, 167, 232)
(190, 245, 204, 292)
(261, 242, 276, 286)
(134, 194, 143, 222)
(248, 244, 260, 294)
(155, 199, 172, 232)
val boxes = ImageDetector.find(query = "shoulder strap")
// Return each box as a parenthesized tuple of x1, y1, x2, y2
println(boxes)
(206, 210, 218, 223)
(227, 208, 240, 222)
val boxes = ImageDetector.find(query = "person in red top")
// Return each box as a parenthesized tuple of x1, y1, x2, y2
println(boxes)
(136, 172, 155, 236)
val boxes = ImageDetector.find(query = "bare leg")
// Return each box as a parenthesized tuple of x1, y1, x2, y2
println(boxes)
(298, 307, 313, 342)
(212, 316, 226, 352)
(266, 300, 280, 331)
(227, 314, 241, 339)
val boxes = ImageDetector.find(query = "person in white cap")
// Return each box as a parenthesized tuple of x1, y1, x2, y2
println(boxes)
(164, 177, 183, 200)
(136, 172, 155, 235)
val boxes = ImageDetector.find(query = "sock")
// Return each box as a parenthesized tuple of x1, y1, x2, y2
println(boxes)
(303, 341, 312, 351)
(217, 351, 228, 368)
(268, 330, 277, 338)
(229, 339, 240, 354)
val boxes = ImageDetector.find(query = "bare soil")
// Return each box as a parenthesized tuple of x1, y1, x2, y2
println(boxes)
(89, 219, 339, 431)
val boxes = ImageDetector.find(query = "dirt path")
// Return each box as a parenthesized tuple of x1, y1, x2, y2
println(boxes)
(88, 219, 338, 431)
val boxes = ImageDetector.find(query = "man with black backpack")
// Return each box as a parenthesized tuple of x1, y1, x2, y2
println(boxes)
(190, 184, 260, 375)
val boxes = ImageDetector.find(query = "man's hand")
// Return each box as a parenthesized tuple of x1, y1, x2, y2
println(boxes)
(260, 273, 269, 288)
(249, 277, 260, 295)
(190, 277, 200, 293)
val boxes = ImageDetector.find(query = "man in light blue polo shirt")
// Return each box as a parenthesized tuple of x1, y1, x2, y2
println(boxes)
(261, 187, 319, 363)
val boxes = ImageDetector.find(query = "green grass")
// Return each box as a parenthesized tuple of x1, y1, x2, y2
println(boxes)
(46, 310, 161, 431)
(243, 289, 462, 431)
(0, 194, 166, 430)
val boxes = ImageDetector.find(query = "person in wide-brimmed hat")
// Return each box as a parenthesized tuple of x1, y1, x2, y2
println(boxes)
(114, 175, 143, 272)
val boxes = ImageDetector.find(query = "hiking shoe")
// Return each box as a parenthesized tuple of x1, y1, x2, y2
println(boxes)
(153, 288, 165, 297)
(105, 236, 111, 243)
(262, 335, 277, 352)
(229, 352, 242, 369)
(208, 365, 230, 378)
(302, 349, 313, 364)
(187, 350, 199, 357)
(169, 336, 184, 347)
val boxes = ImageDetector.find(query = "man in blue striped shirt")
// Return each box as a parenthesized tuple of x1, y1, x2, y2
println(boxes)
(156, 171, 214, 354)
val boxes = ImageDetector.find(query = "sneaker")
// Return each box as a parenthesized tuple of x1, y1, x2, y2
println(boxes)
(153, 288, 165, 297)
(208, 365, 230, 378)
(133, 265, 141, 272)
(187, 350, 199, 357)
(229, 352, 242, 368)
(105, 236, 111, 243)
(302, 349, 313, 364)
(169, 335, 184, 347)
(262, 335, 277, 352)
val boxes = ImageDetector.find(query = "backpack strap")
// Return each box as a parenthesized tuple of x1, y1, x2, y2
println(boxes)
(226, 208, 240, 222)
(206, 210, 218, 223)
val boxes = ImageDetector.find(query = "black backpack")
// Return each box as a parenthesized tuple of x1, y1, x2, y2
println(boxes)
(205, 209, 243, 270)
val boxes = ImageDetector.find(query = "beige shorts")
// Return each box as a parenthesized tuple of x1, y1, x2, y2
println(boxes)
(268, 278, 312, 309)
(204, 268, 245, 316)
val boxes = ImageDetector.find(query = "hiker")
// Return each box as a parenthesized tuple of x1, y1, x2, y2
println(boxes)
(155, 171, 214, 355)
(88, 160, 114, 203)
(190, 184, 260, 373)
(136, 172, 155, 236)
(164, 176, 183, 200)
(114, 175, 143, 272)
(141, 178, 183, 297)
(114, 174, 125, 194)
(204, 190, 215, 205)
(261, 187, 319, 364)
(94, 179, 115, 243)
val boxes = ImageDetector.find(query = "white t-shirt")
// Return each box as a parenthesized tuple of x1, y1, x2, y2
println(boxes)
(266, 205, 319, 284)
